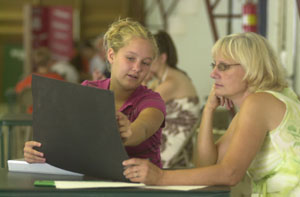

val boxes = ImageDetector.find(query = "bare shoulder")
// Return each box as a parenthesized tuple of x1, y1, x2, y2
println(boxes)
(154, 78, 176, 101)
(240, 92, 286, 130)
(156, 69, 185, 94)
(242, 92, 284, 110)
(170, 69, 197, 94)
(155, 77, 176, 92)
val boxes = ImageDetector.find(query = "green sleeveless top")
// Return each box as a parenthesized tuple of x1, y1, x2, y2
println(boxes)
(248, 88, 300, 196)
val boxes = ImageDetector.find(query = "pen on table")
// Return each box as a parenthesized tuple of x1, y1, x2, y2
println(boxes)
(34, 180, 55, 187)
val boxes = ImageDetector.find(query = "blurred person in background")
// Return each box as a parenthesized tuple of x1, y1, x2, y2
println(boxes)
(89, 35, 110, 81)
(15, 47, 64, 113)
(144, 31, 200, 168)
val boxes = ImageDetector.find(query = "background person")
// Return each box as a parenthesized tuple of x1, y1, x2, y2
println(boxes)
(145, 31, 200, 168)
(13, 47, 65, 158)
(50, 60, 79, 84)
(15, 47, 64, 113)
(90, 35, 111, 81)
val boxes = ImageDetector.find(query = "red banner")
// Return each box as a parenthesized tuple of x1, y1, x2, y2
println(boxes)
(31, 6, 73, 61)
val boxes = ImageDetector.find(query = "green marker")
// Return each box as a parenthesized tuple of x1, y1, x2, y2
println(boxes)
(34, 180, 55, 187)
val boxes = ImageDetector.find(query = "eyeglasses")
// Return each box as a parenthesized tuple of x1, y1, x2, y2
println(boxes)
(211, 62, 240, 71)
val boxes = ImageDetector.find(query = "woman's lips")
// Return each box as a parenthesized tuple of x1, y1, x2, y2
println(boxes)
(127, 74, 138, 79)
(215, 83, 223, 88)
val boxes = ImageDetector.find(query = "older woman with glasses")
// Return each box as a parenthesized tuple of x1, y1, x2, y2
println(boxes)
(123, 32, 300, 196)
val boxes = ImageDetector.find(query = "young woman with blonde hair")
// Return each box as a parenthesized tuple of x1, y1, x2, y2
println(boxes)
(24, 18, 166, 168)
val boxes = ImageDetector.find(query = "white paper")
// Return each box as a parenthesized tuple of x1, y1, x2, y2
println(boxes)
(144, 185, 207, 191)
(55, 181, 145, 189)
(8, 159, 83, 176)
(8, 159, 207, 191)
(55, 180, 207, 191)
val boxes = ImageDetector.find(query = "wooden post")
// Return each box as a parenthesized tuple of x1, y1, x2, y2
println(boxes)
(23, 4, 32, 77)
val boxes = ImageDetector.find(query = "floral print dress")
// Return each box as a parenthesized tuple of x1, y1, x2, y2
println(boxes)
(161, 97, 200, 168)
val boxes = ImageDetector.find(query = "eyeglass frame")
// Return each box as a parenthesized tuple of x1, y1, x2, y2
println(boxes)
(211, 62, 240, 72)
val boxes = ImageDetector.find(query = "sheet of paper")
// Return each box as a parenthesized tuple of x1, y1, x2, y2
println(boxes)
(55, 181, 145, 189)
(54, 180, 207, 191)
(144, 185, 207, 191)
(32, 75, 129, 182)
(8, 159, 83, 176)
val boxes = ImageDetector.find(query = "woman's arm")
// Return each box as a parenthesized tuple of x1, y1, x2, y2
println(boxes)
(120, 107, 164, 146)
(196, 87, 233, 166)
(124, 93, 282, 186)
(123, 157, 232, 186)
(196, 106, 218, 166)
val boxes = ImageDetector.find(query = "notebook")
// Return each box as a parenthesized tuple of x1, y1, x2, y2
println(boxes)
(32, 74, 129, 182)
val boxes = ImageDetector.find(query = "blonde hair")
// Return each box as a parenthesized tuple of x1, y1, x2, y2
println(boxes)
(103, 18, 158, 61)
(212, 32, 288, 92)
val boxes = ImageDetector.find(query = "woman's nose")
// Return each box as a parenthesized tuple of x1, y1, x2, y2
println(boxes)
(132, 62, 142, 72)
(210, 67, 219, 79)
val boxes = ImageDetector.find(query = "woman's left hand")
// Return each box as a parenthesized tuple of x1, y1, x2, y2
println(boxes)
(116, 111, 132, 142)
(123, 158, 164, 185)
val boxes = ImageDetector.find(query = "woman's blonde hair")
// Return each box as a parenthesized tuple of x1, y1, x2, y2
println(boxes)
(212, 32, 288, 92)
(103, 18, 158, 61)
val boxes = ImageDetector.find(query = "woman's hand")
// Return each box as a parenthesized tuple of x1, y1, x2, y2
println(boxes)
(23, 141, 46, 163)
(206, 85, 233, 111)
(116, 112, 132, 142)
(123, 158, 164, 185)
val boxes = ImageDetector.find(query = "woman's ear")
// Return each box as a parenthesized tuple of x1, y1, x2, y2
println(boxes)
(160, 53, 167, 64)
(107, 48, 115, 64)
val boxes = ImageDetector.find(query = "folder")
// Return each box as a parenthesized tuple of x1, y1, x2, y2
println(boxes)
(32, 75, 129, 182)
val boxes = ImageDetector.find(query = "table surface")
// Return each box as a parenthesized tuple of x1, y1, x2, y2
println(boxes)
(0, 115, 230, 196)
(0, 168, 230, 197)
